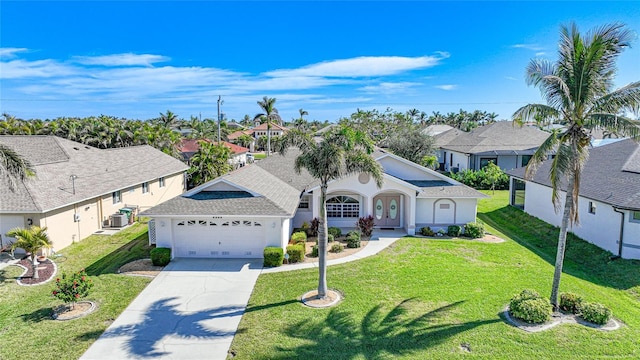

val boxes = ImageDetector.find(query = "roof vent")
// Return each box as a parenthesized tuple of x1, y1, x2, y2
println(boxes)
(73, 147, 80, 151)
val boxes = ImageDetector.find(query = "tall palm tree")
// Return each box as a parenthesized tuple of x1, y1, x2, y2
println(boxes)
(187, 141, 232, 188)
(158, 110, 180, 130)
(513, 22, 640, 309)
(276, 125, 383, 299)
(8, 226, 52, 280)
(254, 96, 281, 156)
(0, 143, 35, 191)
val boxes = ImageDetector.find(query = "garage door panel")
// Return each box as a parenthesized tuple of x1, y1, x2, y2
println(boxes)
(172, 219, 266, 258)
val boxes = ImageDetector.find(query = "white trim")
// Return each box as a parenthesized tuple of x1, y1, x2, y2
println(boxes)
(183, 177, 261, 197)
(374, 150, 463, 185)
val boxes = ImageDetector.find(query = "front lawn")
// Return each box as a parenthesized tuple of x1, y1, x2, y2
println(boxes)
(0, 223, 154, 360)
(230, 191, 640, 359)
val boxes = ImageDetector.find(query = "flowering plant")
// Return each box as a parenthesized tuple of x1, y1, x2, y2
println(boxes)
(52, 269, 94, 308)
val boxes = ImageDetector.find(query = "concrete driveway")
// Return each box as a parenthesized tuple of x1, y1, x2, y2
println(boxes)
(81, 258, 262, 360)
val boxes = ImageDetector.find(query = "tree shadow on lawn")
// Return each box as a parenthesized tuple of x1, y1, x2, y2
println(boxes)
(19, 307, 53, 323)
(271, 299, 500, 360)
(479, 206, 640, 291)
(84, 233, 152, 276)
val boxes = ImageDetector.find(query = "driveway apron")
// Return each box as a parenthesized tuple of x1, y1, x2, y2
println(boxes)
(81, 258, 262, 360)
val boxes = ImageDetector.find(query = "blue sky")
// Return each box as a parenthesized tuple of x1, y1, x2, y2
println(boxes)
(1, 1, 639, 123)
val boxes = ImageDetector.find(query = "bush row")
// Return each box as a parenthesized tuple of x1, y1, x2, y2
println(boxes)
(509, 290, 613, 325)
(560, 292, 612, 325)
(419, 222, 484, 239)
(446, 166, 509, 190)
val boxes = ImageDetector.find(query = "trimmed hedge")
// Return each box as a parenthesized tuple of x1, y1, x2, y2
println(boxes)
(263, 247, 284, 267)
(509, 289, 552, 324)
(346, 231, 361, 248)
(420, 226, 435, 236)
(465, 222, 485, 239)
(447, 225, 462, 237)
(286, 244, 305, 263)
(150, 247, 171, 266)
(330, 243, 344, 253)
(581, 302, 612, 325)
(328, 227, 342, 238)
(291, 231, 307, 245)
(560, 292, 583, 314)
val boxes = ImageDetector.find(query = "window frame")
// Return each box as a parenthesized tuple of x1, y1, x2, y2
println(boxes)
(142, 182, 149, 194)
(112, 190, 122, 205)
(588, 201, 596, 214)
(298, 195, 311, 210)
(326, 195, 360, 218)
(631, 210, 640, 223)
(158, 177, 166, 188)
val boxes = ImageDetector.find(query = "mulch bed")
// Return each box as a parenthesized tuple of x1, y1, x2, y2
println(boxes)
(15, 257, 57, 286)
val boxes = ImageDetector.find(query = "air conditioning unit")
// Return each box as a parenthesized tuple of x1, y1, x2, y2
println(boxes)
(109, 213, 128, 227)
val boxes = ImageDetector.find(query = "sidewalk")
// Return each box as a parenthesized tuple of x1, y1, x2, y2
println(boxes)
(262, 229, 406, 274)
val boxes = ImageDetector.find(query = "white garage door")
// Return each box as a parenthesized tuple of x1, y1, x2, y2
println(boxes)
(172, 219, 266, 258)
(1, 215, 25, 245)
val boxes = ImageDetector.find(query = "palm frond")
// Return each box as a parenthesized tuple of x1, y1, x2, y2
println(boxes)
(345, 152, 384, 187)
(524, 129, 562, 179)
(512, 104, 560, 126)
(585, 114, 640, 140)
(590, 81, 640, 114)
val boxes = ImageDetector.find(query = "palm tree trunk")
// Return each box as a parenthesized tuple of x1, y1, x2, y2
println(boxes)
(267, 123, 271, 157)
(31, 255, 39, 280)
(317, 184, 328, 298)
(550, 175, 575, 310)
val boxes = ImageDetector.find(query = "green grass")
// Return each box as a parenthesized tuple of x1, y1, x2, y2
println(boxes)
(252, 153, 267, 160)
(0, 223, 154, 360)
(230, 191, 640, 359)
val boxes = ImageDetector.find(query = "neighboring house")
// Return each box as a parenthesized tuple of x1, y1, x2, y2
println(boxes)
(507, 139, 640, 259)
(228, 123, 289, 152)
(434, 121, 551, 172)
(0, 136, 188, 251)
(177, 139, 250, 168)
(143, 148, 487, 259)
(422, 124, 454, 136)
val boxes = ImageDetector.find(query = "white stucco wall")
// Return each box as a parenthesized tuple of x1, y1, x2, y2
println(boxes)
(523, 181, 640, 259)
(443, 150, 470, 171)
(415, 197, 478, 231)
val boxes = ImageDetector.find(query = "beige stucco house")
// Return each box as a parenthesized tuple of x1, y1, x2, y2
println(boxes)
(0, 136, 188, 251)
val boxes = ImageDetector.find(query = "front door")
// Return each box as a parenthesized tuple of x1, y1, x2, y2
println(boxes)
(373, 195, 401, 227)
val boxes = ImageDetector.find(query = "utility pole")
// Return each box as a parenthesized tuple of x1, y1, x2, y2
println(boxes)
(217, 96, 223, 143)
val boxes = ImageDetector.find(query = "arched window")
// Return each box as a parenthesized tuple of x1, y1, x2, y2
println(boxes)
(326, 196, 360, 218)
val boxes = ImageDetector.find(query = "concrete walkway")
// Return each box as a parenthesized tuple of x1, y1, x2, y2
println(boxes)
(81, 229, 405, 359)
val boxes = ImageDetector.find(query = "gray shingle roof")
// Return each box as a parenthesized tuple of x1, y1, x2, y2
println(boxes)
(507, 139, 640, 210)
(0, 136, 189, 212)
(255, 149, 320, 191)
(405, 180, 489, 198)
(435, 121, 551, 154)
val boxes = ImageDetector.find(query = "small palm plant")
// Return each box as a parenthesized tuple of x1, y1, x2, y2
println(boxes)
(8, 226, 52, 280)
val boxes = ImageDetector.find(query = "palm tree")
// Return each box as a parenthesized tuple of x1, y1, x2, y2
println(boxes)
(158, 110, 180, 130)
(8, 226, 52, 280)
(276, 125, 383, 299)
(254, 96, 282, 156)
(0, 143, 35, 191)
(187, 141, 232, 188)
(513, 22, 640, 309)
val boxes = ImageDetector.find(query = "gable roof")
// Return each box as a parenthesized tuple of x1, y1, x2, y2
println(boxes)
(507, 139, 640, 210)
(422, 124, 454, 136)
(227, 130, 253, 140)
(435, 121, 551, 155)
(177, 139, 249, 155)
(0, 136, 189, 213)
(252, 122, 289, 132)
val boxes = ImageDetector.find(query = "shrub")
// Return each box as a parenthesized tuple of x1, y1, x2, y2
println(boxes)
(311, 245, 319, 257)
(420, 226, 435, 236)
(52, 269, 94, 308)
(509, 289, 552, 324)
(290, 231, 307, 245)
(286, 244, 305, 263)
(300, 222, 311, 236)
(328, 227, 342, 238)
(580, 302, 612, 325)
(150, 247, 171, 266)
(310, 218, 319, 237)
(356, 215, 375, 238)
(446, 167, 509, 190)
(560, 292, 583, 314)
(465, 222, 485, 239)
(447, 225, 462, 237)
(263, 247, 284, 267)
(330, 243, 344, 253)
(328, 234, 334, 242)
(346, 231, 361, 248)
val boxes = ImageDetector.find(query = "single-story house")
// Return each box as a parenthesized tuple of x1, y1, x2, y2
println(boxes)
(0, 136, 188, 251)
(143, 148, 487, 259)
(507, 139, 640, 259)
(434, 121, 551, 172)
(177, 139, 250, 168)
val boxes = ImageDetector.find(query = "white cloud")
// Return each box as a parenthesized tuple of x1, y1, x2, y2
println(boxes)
(73, 53, 170, 67)
(0, 47, 28, 58)
(435, 84, 457, 91)
(359, 82, 420, 94)
(505, 76, 518, 81)
(512, 44, 544, 51)
(535, 52, 546, 57)
(0, 59, 76, 79)
(265, 54, 449, 78)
